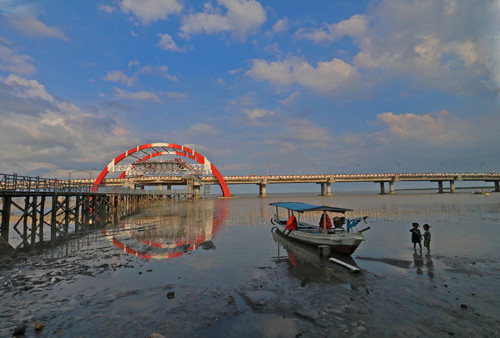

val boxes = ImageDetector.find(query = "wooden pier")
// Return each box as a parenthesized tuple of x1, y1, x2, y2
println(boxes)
(0, 173, 198, 251)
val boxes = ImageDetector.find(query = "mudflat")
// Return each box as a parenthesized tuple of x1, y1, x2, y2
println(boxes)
(1, 192, 499, 337)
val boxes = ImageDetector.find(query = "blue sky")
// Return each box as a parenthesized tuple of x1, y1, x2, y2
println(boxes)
(0, 0, 499, 182)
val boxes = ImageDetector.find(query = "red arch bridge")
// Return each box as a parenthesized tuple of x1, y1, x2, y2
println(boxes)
(86, 142, 500, 197)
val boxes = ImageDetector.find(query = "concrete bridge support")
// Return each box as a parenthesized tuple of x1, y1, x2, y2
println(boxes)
(438, 181, 444, 193)
(450, 180, 456, 193)
(389, 181, 395, 194)
(379, 182, 386, 194)
(193, 184, 201, 199)
(495, 181, 500, 192)
(259, 181, 267, 198)
(318, 182, 332, 196)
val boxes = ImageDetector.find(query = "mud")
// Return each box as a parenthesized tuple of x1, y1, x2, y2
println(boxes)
(1, 193, 500, 337)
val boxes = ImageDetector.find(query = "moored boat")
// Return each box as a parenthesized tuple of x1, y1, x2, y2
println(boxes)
(270, 202, 369, 255)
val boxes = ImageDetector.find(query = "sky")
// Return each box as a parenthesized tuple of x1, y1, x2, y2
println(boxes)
(0, 0, 499, 184)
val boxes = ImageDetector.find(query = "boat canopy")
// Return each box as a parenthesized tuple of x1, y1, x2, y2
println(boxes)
(269, 202, 352, 213)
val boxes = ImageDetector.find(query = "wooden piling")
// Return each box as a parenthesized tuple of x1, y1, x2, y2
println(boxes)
(1, 196, 11, 240)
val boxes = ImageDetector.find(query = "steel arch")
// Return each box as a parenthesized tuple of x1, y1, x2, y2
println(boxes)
(92, 143, 231, 197)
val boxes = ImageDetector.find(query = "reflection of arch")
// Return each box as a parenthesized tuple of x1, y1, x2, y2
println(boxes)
(102, 199, 228, 260)
(93, 143, 230, 197)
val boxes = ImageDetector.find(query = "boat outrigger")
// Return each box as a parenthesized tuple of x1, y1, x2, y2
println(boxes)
(270, 202, 369, 255)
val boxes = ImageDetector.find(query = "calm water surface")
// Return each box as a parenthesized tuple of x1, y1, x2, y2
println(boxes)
(1, 191, 500, 337)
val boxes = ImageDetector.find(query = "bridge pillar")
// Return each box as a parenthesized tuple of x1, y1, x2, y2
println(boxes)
(450, 180, 456, 193)
(157, 184, 162, 191)
(167, 184, 172, 194)
(259, 182, 267, 198)
(319, 183, 326, 196)
(438, 181, 444, 193)
(379, 182, 385, 194)
(193, 185, 201, 199)
(326, 182, 332, 196)
(389, 181, 394, 194)
(494, 181, 500, 192)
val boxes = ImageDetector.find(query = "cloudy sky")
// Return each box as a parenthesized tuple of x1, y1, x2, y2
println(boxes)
(0, 0, 499, 182)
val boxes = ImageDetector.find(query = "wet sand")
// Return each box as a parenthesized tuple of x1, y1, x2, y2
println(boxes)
(1, 192, 500, 337)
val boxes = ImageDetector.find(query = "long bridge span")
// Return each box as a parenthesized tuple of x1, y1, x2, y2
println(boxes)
(91, 172, 500, 197)
(80, 142, 500, 197)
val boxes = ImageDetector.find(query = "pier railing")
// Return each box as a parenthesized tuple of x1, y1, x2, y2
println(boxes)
(0, 173, 197, 195)
(0, 173, 88, 193)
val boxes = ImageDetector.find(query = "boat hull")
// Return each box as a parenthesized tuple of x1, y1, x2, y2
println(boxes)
(274, 223, 364, 255)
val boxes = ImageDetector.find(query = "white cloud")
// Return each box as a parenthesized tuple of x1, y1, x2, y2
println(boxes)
(264, 118, 333, 153)
(164, 91, 188, 99)
(242, 107, 274, 124)
(0, 76, 138, 174)
(135, 64, 178, 81)
(180, 0, 266, 40)
(351, 0, 497, 96)
(247, 56, 359, 94)
(5, 74, 54, 101)
(353, 109, 500, 171)
(295, 14, 367, 44)
(377, 110, 457, 143)
(278, 91, 300, 105)
(98, 4, 116, 13)
(113, 87, 162, 102)
(103, 70, 137, 87)
(157, 33, 181, 52)
(119, 0, 182, 24)
(187, 123, 219, 135)
(5, 14, 69, 41)
(271, 17, 289, 34)
(128, 60, 141, 67)
(0, 41, 35, 75)
(252, 1, 498, 97)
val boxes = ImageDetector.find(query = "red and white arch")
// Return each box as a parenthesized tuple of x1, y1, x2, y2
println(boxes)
(92, 142, 230, 197)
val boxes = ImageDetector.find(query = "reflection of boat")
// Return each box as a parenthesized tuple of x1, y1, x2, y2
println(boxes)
(270, 202, 369, 255)
(272, 231, 365, 287)
(356, 256, 413, 269)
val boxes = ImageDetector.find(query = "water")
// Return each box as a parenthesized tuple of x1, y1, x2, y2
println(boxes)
(1, 192, 500, 337)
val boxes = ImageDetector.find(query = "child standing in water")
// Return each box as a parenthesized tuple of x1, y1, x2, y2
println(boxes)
(423, 224, 431, 254)
(410, 222, 422, 251)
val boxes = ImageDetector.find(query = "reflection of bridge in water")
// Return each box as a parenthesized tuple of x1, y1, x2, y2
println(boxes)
(101, 199, 228, 260)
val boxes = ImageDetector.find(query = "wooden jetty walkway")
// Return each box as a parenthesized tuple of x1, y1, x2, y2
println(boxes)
(0, 173, 199, 251)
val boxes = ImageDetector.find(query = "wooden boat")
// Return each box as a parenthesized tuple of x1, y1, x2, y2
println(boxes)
(270, 202, 369, 255)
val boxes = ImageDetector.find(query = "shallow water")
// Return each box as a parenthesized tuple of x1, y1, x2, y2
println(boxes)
(1, 192, 500, 337)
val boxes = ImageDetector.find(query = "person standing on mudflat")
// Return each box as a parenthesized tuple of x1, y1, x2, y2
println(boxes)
(422, 224, 431, 254)
(410, 222, 422, 251)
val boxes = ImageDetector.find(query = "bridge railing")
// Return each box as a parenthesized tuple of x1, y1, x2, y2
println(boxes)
(0, 173, 199, 195)
(0, 173, 94, 193)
